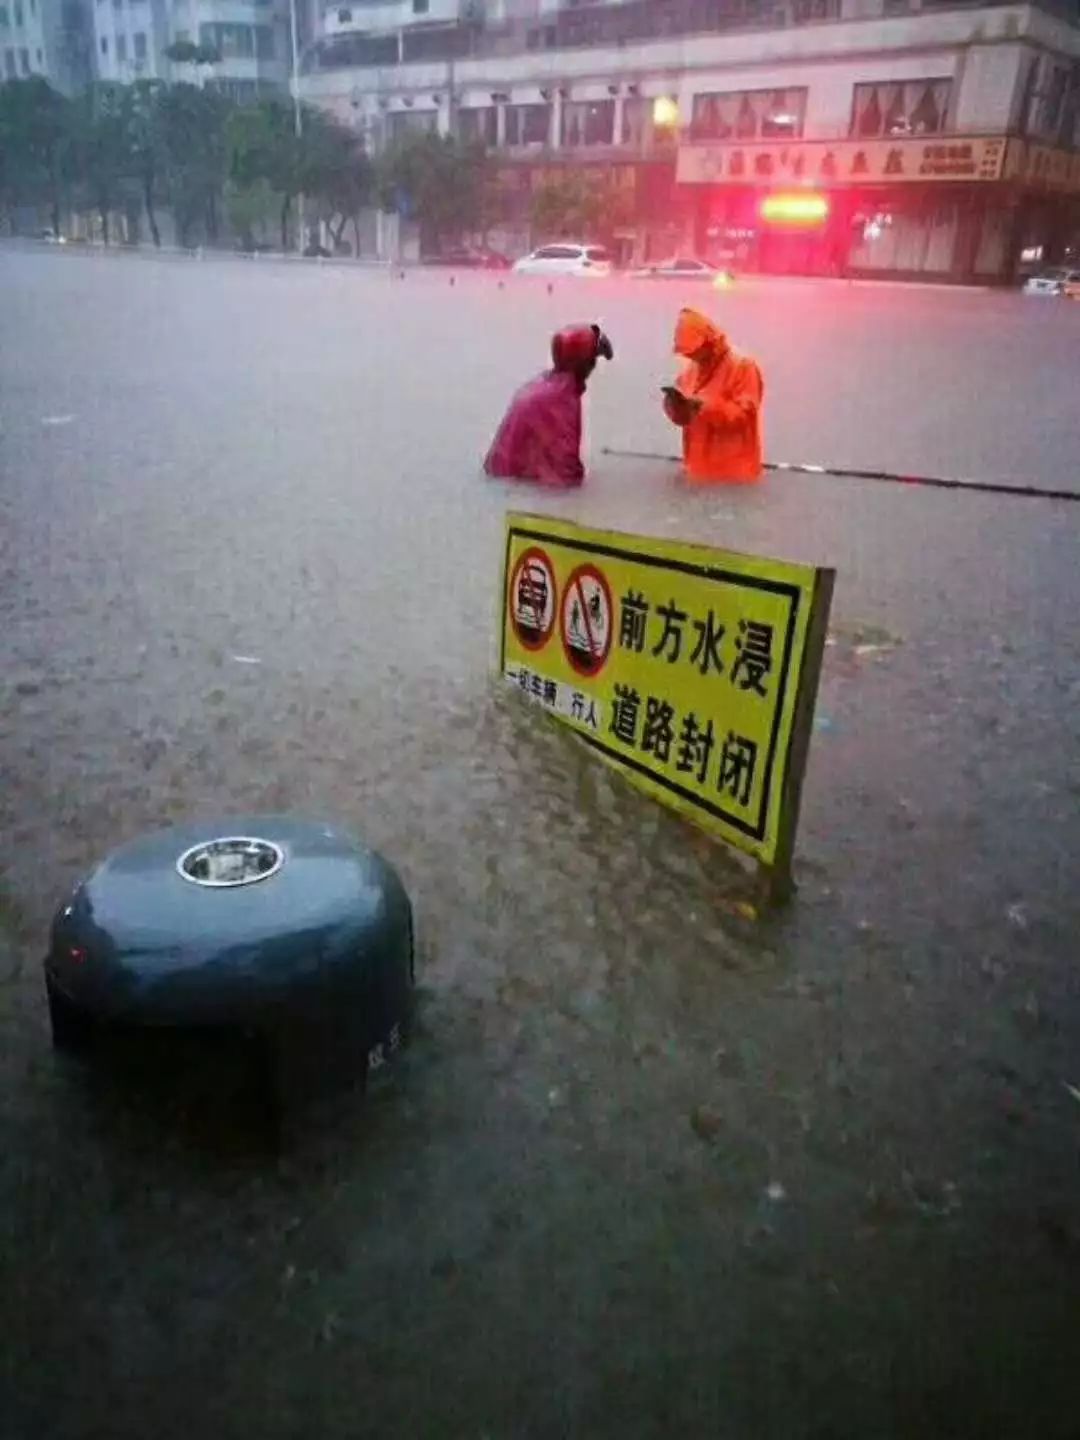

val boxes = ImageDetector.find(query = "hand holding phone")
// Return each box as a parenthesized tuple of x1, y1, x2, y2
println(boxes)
(662, 386, 700, 409)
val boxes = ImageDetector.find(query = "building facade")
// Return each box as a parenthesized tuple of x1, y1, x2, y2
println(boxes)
(1, 0, 91, 91)
(299, 0, 1080, 279)
(1, 0, 292, 97)
(88, 0, 292, 100)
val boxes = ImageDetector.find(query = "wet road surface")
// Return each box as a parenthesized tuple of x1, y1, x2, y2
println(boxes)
(2, 246, 1080, 1439)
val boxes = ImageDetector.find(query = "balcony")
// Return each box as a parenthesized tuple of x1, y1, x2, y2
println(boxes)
(307, 0, 1078, 74)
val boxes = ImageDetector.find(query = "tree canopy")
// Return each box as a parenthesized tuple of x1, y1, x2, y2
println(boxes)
(376, 131, 489, 250)
(0, 76, 371, 251)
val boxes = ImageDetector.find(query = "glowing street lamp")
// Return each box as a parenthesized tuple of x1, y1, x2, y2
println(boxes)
(652, 95, 680, 130)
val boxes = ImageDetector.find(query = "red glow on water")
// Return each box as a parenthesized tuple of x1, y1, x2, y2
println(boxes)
(759, 193, 830, 227)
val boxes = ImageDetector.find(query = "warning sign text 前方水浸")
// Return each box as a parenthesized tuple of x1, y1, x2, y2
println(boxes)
(500, 514, 834, 878)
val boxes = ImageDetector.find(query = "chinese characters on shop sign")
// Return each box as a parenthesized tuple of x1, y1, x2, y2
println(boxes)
(500, 515, 833, 875)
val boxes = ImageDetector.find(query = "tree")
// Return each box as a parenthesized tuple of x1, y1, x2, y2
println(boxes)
(377, 131, 489, 252)
(126, 80, 166, 246)
(227, 100, 363, 253)
(224, 176, 276, 251)
(530, 170, 633, 244)
(157, 82, 229, 246)
(227, 99, 299, 251)
(0, 77, 74, 234)
(301, 111, 371, 252)
(69, 82, 134, 244)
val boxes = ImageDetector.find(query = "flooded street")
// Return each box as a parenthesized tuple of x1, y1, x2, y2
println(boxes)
(2, 246, 1080, 1438)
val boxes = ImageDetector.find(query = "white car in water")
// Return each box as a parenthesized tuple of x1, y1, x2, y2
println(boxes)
(630, 256, 734, 285)
(1022, 267, 1080, 296)
(512, 243, 613, 278)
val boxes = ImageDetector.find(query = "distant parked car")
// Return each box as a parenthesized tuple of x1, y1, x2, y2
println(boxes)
(303, 242, 333, 258)
(512, 243, 613, 278)
(38, 228, 65, 245)
(1022, 268, 1080, 296)
(424, 245, 511, 270)
(630, 256, 734, 284)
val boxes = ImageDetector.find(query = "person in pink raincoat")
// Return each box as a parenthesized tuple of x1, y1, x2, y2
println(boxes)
(484, 323, 613, 487)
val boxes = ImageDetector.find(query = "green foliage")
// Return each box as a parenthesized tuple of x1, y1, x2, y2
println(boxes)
(224, 176, 276, 248)
(0, 75, 376, 251)
(377, 131, 489, 248)
(0, 77, 73, 230)
(156, 82, 230, 244)
(227, 99, 366, 250)
(530, 170, 632, 242)
(68, 82, 137, 241)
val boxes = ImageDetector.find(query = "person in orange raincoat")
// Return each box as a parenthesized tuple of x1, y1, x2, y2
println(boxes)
(663, 308, 764, 483)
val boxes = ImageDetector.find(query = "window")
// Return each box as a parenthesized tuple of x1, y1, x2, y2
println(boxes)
(561, 98, 614, 147)
(254, 22, 273, 57)
(99, 33, 107, 52)
(851, 79, 951, 138)
(458, 106, 497, 146)
(621, 95, 648, 146)
(1022, 57, 1073, 141)
(173, 26, 188, 40)
(336, 6, 350, 19)
(503, 103, 549, 146)
(200, 21, 254, 56)
(133, 28, 145, 56)
(691, 88, 807, 141)
(115, 31, 126, 58)
(412, 0, 428, 12)
(18, 42, 27, 70)
(3, 44, 13, 72)
(13, 1, 22, 23)
(387, 109, 438, 140)
(0, 8, 9, 27)
(35, 45, 41, 61)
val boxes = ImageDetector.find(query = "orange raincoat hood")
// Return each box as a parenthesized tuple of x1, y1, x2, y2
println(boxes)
(674, 308, 728, 358)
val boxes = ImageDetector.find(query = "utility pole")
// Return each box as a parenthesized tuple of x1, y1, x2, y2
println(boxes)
(288, 0, 305, 253)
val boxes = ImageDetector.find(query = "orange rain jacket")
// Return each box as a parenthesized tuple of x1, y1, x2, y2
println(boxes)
(667, 309, 764, 483)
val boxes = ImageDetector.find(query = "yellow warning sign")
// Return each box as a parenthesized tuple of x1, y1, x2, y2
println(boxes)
(500, 513, 834, 874)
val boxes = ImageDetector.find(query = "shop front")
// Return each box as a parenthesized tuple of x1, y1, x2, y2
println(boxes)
(677, 134, 1080, 283)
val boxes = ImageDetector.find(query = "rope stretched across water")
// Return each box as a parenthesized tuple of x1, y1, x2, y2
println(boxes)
(600, 448, 1080, 505)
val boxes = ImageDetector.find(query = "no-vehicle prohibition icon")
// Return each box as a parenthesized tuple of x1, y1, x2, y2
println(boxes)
(509, 546, 557, 651)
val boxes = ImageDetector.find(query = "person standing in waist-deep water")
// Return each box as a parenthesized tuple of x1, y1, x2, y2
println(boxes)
(484, 323, 613, 487)
(662, 307, 764, 483)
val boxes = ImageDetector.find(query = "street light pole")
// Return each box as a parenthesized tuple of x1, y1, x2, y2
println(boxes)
(288, 0, 305, 254)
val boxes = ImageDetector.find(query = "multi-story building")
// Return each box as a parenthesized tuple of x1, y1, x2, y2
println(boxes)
(88, 0, 292, 99)
(1, 0, 91, 91)
(299, 0, 1080, 280)
(0, 0, 291, 96)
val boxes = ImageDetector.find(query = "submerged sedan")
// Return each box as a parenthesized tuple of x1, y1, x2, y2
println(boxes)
(630, 256, 734, 285)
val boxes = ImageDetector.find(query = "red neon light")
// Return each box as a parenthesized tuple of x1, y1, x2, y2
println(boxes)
(759, 192, 830, 226)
